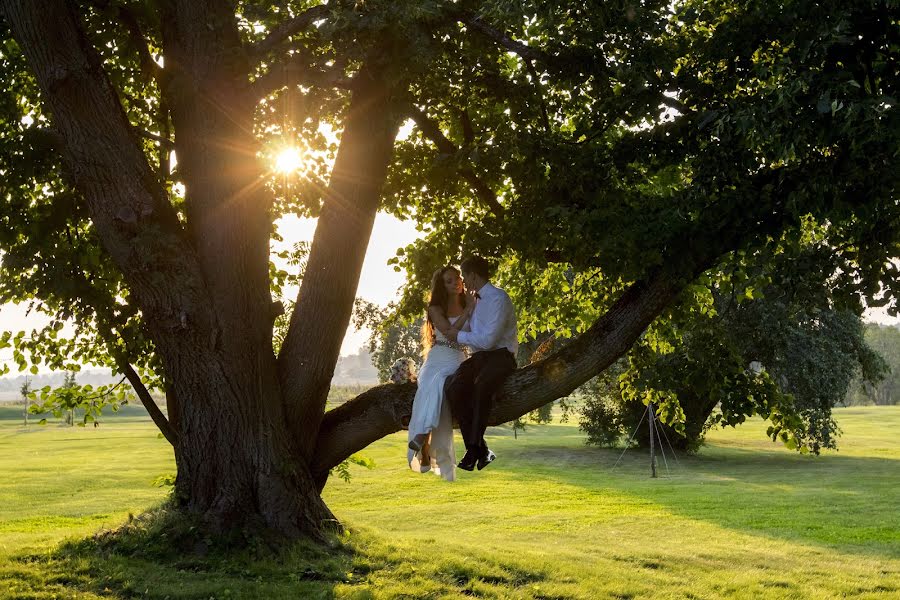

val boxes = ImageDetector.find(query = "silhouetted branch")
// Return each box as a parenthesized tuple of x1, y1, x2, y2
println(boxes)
(253, 54, 352, 99)
(252, 5, 329, 60)
(407, 106, 505, 218)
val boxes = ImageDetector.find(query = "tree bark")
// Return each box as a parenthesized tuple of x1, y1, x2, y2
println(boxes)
(278, 65, 400, 457)
(2, 0, 337, 539)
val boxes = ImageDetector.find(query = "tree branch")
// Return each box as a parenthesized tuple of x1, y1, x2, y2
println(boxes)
(460, 13, 551, 64)
(252, 54, 353, 100)
(136, 127, 175, 150)
(278, 63, 400, 459)
(407, 106, 505, 218)
(251, 4, 329, 60)
(310, 269, 686, 477)
(119, 360, 178, 445)
(87, 0, 164, 86)
(526, 60, 552, 132)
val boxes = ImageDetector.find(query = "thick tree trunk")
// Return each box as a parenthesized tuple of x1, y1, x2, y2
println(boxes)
(278, 66, 400, 457)
(170, 346, 336, 537)
(2, 0, 336, 539)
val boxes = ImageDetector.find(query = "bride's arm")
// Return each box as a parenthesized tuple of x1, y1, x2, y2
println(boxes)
(450, 296, 476, 332)
(427, 306, 454, 336)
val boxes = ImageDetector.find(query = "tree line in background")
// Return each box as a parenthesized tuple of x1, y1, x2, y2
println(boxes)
(847, 324, 900, 406)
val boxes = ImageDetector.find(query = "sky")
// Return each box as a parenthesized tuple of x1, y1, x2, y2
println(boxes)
(273, 212, 422, 354)
(0, 213, 422, 374)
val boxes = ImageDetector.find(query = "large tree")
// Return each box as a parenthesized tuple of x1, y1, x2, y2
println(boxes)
(0, 0, 896, 540)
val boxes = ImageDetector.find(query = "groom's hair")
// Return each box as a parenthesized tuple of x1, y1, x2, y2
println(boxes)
(460, 255, 491, 279)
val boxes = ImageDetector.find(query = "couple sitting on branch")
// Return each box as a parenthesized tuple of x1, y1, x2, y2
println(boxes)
(405, 255, 518, 482)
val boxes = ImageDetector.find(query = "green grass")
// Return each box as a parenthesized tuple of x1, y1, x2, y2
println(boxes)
(0, 403, 897, 599)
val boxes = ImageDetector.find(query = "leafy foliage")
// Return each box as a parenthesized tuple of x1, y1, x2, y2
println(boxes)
(329, 452, 376, 484)
(26, 370, 134, 428)
(580, 242, 888, 454)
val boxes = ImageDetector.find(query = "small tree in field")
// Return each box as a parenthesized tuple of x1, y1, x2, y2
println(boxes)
(61, 371, 77, 426)
(0, 0, 896, 542)
(20, 376, 31, 427)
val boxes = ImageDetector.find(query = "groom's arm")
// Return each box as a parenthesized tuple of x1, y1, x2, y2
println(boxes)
(456, 293, 511, 350)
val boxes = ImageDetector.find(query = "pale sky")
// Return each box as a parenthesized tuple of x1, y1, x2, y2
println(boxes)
(0, 213, 422, 374)
(274, 212, 422, 354)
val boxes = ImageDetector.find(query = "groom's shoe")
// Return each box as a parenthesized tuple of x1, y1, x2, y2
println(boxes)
(457, 452, 477, 471)
(408, 433, 428, 453)
(476, 449, 496, 471)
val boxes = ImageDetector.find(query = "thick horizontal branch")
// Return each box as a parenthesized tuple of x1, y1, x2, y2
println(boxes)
(310, 269, 685, 477)
(310, 158, 818, 476)
(407, 106, 505, 218)
(251, 5, 329, 60)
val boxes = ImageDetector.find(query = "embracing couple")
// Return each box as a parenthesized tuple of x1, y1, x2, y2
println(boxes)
(407, 255, 518, 482)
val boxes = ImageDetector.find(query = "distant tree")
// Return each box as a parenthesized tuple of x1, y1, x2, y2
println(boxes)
(20, 376, 31, 427)
(848, 325, 900, 405)
(62, 371, 76, 426)
(353, 300, 424, 382)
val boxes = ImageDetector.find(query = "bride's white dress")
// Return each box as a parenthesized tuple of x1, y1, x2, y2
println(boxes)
(407, 316, 465, 481)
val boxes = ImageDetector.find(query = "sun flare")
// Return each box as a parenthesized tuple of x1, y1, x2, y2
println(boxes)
(274, 147, 304, 174)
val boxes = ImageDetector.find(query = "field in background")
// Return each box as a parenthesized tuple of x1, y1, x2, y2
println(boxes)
(0, 401, 897, 599)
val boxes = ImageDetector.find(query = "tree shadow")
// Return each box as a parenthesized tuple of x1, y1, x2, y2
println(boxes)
(5, 504, 357, 599)
(4, 504, 563, 600)
(500, 437, 900, 560)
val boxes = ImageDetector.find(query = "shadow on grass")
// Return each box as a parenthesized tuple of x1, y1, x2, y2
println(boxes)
(3, 503, 560, 600)
(4, 503, 357, 600)
(501, 439, 900, 560)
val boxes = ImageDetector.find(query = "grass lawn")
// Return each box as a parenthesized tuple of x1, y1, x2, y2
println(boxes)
(0, 402, 897, 599)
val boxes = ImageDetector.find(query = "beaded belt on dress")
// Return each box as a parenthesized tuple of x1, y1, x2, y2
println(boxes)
(432, 339, 466, 351)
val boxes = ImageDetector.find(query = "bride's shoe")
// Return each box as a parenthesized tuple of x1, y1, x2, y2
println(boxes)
(408, 432, 429, 452)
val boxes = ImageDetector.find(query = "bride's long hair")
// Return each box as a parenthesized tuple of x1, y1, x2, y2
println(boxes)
(421, 266, 466, 356)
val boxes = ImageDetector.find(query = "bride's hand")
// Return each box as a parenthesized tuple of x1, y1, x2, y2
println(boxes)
(465, 290, 478, 311)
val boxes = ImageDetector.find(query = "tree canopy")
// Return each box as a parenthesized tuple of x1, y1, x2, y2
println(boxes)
(0, 0, 897, 539)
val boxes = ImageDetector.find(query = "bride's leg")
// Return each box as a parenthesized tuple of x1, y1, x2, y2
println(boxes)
(431, 396, 457, 481)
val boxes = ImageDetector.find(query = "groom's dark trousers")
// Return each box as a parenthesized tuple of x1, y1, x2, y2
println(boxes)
(444, 348, 517, 457)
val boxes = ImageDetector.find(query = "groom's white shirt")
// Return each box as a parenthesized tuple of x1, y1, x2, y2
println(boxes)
(457, 282, 518, 355)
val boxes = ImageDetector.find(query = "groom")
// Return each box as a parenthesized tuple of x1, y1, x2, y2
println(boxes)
(445, 255, 518, 471)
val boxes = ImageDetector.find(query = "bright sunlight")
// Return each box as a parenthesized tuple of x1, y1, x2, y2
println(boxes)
(273, 147, 304, 174)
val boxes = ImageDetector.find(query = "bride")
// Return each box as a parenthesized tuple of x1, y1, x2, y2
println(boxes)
(407, 266, 474, 481)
